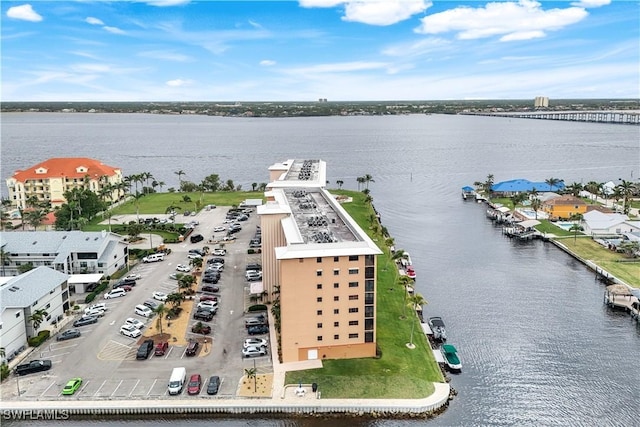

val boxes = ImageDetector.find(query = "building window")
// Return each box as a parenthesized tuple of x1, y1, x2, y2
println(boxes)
(15, 312, 21, 318)
(317, 297, 323, 303)
(32, 301, 38, 307)
(365, 306, 374, 317)
(317, 310, 323, 315)
(317, 336, 323, 341)
(348, 268, 358, 275)
(317, 323, 323, 328)
(333, 256, 339, 262)
(317, 257, 322, 263)
(365, 280, 374, 291)
(333, 283, 339, 288)
(349, 282, 359, 288)
(79, 262, 88, 268)
(365, 318, 374, 330)
(333, 269, 340, 275)
(333, 309, 339, 314)
(334, 334, 339, 340)
(365, 266, 375, 278)
(365, 254, 375, 266)
(349, 320, 359, 326)
(349, 333, 358, 339)
(349, 307, 359, 313)
(349, 255, 359, 261)
(334, 321, 339, 327)
(365, 293, 374, 305)
(333, 296, 339, 301)
(45, 303, 51, 309)
(299, 258, 304, 263)
(317, 284, 322, 290)
(316, 270, 323, 276)
(365, 332, 374, 343)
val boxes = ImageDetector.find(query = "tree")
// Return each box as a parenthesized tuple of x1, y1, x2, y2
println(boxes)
(166, 292, 185, 307)
(25, 208, 48, 230)
(565, 182, 583, 197)
(546, 177, 564, 192)
(0, 247, 11, 276)
(618, 241, 640, 258)
(356, 176, 365, 191)
(251, 182, 257, 191)
(530, 197, 542, 219)
(363, 174, 375, 189)
(569, 213, 584, 242)
(174, 170, 186, 189)
(617, 180, 634, 214)
(153, 303, 169, 335)
(398, 275, 414, 320)
(126, 222, 143, 241)
(336, 180, 344, 189)
(406, 293, 428, 348)
(244, 367, 257, 392)
(18, 262, 35, 274)
(54, 187, 106, 231)
(190, 257, 203, 270)
(511, 192, 527, 209)
(27, 308, 48, 335)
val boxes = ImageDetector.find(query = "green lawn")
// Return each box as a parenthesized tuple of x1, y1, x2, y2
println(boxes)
(109, 191, 264, 215)
(286, 190, 444, 399)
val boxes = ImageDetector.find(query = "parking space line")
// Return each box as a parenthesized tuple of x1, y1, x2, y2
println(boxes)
(46, 352, 70, 358)
(129, 379, 140, 396)
(94, 380, 107, 396)
(147, 379, 157, 396)
(164, 347, 173, 358)
(79, 380, 90, 395)
(41, 381, 57, 397)
(111, 380, 123, 396)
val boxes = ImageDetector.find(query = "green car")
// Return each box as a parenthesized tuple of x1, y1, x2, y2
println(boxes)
(61, 377, 83, 395)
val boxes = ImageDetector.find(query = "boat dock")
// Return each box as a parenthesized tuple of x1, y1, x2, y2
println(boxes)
(604, 284, 640, 323)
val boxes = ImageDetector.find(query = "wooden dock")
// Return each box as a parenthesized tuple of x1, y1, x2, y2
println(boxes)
(604, 284, 640, 323)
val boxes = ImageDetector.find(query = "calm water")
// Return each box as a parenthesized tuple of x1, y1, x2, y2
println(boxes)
(1, 113, 639, 426)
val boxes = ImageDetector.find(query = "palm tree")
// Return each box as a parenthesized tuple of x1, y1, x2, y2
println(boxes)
(398, 275, 414, 319)
(0, 247, 11, 275)
(545, 177, 564, 192)
(356, 176, 365, 191)
(617, 180, 634, 214)
(244, 367, 257, 392)
(336, 180, 344, 189)
(407, 293, 428, 348)
(27, 309, 48, 335)
(190, 257, 203, 270)
(174, 170, 186, 189)
(565, 182, 583, 197)
(166, 292, 185, 307)
(530, 197, 542, 219)
(584, 181, 602, 202)
(363, 174, 375, 190)
(153, 304, 170, 335)
(25, 208, 48, 230)
(569, 213, 584, 242)
(251, 182, 258, 191)
(511, 192, 527, 209)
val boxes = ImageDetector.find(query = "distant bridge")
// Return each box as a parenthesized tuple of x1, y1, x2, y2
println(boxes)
(462, 110, 640, 125)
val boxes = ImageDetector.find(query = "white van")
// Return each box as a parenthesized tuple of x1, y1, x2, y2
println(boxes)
(168, 367, 187, 395)
(134, 304, 153, 318)
(142, 253, 165, 263)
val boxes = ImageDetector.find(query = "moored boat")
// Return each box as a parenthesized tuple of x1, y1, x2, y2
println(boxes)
(428, 316, 447, 341)
(406, 266, 416, 279)
(440, 344, 462, 372)
(461, 186, 475, 200)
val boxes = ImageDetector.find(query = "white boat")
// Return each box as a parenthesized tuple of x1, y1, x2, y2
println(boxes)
(428, 316, 447, 341)
(399, 252, 412, 267)
(440, 344, 462, 372)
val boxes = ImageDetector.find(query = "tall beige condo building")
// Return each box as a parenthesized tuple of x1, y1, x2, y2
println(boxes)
(258, 160, 382, 363)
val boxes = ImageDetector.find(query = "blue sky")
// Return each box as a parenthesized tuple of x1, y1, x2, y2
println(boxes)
(2, 0, 638, 101)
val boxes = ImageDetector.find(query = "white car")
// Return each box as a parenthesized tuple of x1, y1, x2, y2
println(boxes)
(124, 317, 145, 330)
(212, 249, 226, 256)
(213, 226, 226, 232)
(243, 338, 267, 349)
(242, 346, 267, 358)
(152, 291, 168, 301)
(124, 273, 141, 281)
(84, 308, 105, 317)
(197, 300, 218, 310)
(87, 303, 107, 312)
(187, 253, 202, 260)
(176, 264, 191, 272)
(207, 264, 224, 273)
(120, 324, 142, 338)
(104, 288, 126, 299)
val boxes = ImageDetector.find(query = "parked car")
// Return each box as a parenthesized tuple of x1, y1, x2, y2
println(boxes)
(86, 303, 107, 312)
(176, 264, 191, 272)
(169, 272, 182, 280)
(83, 308, 105, 318)
(207, 264, 224, 273)
(206, 375, 220, 395)
(197, 300, 218, 310)
(199, 294, 218, 302)
(187, 253, 202, 260)
(188, 249, 205, 256)
(191, 322, 211, 335)
(245, 315, 267, 327)
(212, 248, 226, 256)
(247, 325, 269, 335)
(246, 271, 262, 282)
(57, 329, 81, 341)
(113, 278, 137, 288)
(201, 285, 220, 293)
(242, 346, 267, 358)
(124, 273, 141, 281)
(208, 257, 225, 265)
(187, 373, 202, 395)
(143, 300, 159, 310)
(213, 226, 226, 233)
(154, 341, 169, 356)
(15, 359, 52, 376)
(190, 234, 204, 243)
(246, 263, 262, 271)
(120, 324, 142, 338)
(152, 291, 168, 301)
(202, 275, 219, 284)
(73, 316, 98, 327)
(193, 310, 214, 322)
(136, 339, 155, 360)
(124, 317, 145, 330)
(243, 338, 267, 349)
(104, 288, 126, 299)
(61, 377, 83, 395)
(185, 340, 199, 356)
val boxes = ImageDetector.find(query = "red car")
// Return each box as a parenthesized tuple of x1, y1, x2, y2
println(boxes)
(187, 374, 202, 395)
(154, 342, 169, 356)
(199, 295, 218, 302)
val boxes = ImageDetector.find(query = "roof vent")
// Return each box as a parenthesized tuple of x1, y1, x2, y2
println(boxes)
(9, 286, 20, 292)
(32, 241, 37, 245)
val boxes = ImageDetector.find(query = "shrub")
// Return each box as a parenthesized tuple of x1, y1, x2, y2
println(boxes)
(248, 304, 267, 312)
(167, 307, 183, 318)
(247, 249, 255, 254)
(85, 293, 96, 303)
(28, 330, 50, 347)
(0, 363, 10, 381)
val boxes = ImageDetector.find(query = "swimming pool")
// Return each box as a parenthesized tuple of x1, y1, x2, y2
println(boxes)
(555, 221, 579, 231)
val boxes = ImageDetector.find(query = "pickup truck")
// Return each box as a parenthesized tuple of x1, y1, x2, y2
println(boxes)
(14, 359, 52, 376)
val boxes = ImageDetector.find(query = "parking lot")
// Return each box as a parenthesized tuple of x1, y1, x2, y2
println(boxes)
(6, 206, 273, 400)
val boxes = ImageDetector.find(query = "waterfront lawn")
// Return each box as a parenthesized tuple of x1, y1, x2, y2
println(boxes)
(555, 237, 640, 288)
(109, 191, 264, 215)
(286, 190, 444, 399)
(535, 220, 573, 237)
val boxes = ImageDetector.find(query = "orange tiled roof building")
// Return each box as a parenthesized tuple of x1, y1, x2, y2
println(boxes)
(6, 157, 123, 209)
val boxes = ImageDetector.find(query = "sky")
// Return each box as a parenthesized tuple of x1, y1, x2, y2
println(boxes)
(1, 0, 638, 101)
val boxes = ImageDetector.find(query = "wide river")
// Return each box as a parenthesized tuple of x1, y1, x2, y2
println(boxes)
(2, 113, 639, 426)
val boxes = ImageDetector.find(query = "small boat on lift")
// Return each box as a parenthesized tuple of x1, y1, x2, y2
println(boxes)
(428, 316, 447, 341)
(440, 344, 462, 372)
(406, 266, 416, 280)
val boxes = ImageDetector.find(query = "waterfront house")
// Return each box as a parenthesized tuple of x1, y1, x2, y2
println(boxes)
(0, 267, 70, 362)
(582, 211, 639, 236)
(491, 179, 565, 197)
(542, 195, 587, 220)
(6, 157, 123, 209)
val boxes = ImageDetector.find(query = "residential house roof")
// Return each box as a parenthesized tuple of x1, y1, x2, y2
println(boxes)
(492, 179, 565, 193)
(583, 210, 629, 230)
(543, 195, 587, 206)
(0, 267, 69, 313)
(9, 157, 120, 182)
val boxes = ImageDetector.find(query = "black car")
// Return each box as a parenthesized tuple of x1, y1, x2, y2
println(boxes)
(247, 325, 269, 335)
(194, 310, 214, 321)
(246, 263, 262, 271)
(185, 340, 199, 356)
(190, 234, 204, 243)
(208, 257, 225, 265)
(202, 276, 219, 284)
(15, 360, 52, 376)
(189, 249, 204, 256)
(201, 285, 220, 293)
(113, 278, 136, 288)
(57, 329, 81, 341)
(73, 316, 98, 327)
(206, 376, 220, 395)
(136, 339, 154, 360)
(143, 300, 159, 310)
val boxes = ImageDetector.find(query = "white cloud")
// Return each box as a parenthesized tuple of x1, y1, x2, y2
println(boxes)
(6, 4, 43, 22)
(299, 0, 431, 26)
(285, 61, 389, 75)
(415, 0, 588, 41)
(248, 20, 263, 29)
(138, 50, 192, 62)
(103, 26, 126, 35)
(85, 17, 104, 26)
(571, 0, 611, 8)
(166, 79, 191, 87)
(260, 60, 276, 66)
